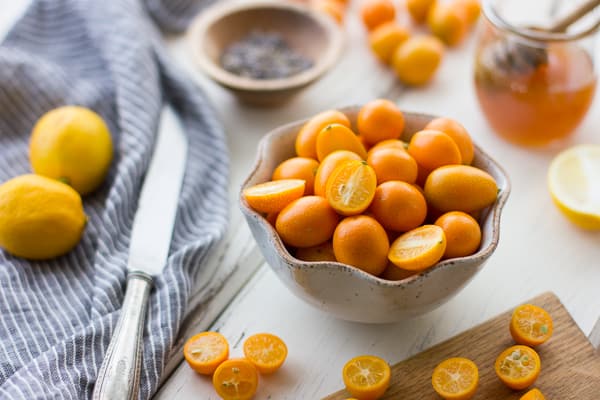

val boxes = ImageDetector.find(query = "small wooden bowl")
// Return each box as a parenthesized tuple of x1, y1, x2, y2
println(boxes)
(188, 0, 344, 106)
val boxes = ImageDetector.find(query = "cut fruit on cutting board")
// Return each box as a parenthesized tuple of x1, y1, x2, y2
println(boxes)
(323, 292, 600, 399)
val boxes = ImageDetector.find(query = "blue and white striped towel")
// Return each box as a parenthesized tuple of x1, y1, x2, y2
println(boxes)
(0, 0, 229, 398)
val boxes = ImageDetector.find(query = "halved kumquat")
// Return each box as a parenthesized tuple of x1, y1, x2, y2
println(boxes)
(510, 304, 553, 347)
(326, 160, 377, 216)
(212, 358, 259, 400)
(295, 110, 351, 159)
(314, 150, 363, 197)
(183, 331, 229, 375)
(243, 179, 305, 214)
(343, 355, 391, 400)
(495, 345, 541, 390)
(431, 357, 479, 400)
(388, 225, 446, 271)
(243, 333, 288, 374)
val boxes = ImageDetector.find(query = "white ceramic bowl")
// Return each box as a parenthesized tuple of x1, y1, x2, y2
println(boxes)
(240, 107, 510, 323)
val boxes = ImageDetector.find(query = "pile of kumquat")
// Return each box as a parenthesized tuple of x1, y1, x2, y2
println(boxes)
(183, 331, 288, 400)
(243, 99, 498, 280)
(431, 303, 553, 400)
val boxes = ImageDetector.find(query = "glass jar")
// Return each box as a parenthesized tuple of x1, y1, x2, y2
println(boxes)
(474, 0, 598, 146)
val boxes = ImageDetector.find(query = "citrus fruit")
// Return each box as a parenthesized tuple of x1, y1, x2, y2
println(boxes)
(406, 0, 435, 23)
(380, 262, 418, 281)
(431, 357, 479, 400)
(333, 215, 390, 276)
(427, 2, 468, 46)
(495, 345, 541, 390)
(0, 174, 86, 260)
(275, 196, 339, 248)
(547, 144, 600, 230)
(316, 123, 368, 161)
(520, 388, 545, 400)
(367, 147, 418, 184)
(294, 241, 337, 262)
(425, 117, 474, 165)
(29, 106, 113, 195)
(369, 181, 427, 232)
(434, 211, 481, 258)
(243, 179, 306, 214)
(183, 331, 229, 375)
(212, 358, 259, 400)
(357, 99, 405, 146)
(455, 0, 481, 25)
(407, 129, 462, 171)
(243, 333, 288, 374)
(314, 150, 363, 197)
(369, 23, 411, 64)
(342, 355, 391, 400)
(392, 35, 444, 86)
(510, 304, 553, 347)
(369, 139, 408, 153)
(272, 157, 319, 195)
(360, 0, 396, 31)
(325, 160, 377, 216)
(295, 110, 351, 159)
(424, 165, 498, 212)
(388, 225, 446, 271)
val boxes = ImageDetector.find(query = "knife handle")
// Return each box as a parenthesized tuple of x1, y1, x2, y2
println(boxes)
(93, 272, 153, 400)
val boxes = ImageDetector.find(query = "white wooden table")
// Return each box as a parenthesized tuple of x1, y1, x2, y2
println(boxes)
(3, 1, 600, 399)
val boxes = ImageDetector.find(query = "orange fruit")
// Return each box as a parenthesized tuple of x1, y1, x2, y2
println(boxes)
(425, 117, 474, 165)
(183, 331, 229, 375)
(266, 211, 279, 227)
(434, 211, 481, 258)
(326, 160, 377, 216)
(333, 215, 389, 276)
(369, 139, 408, 153)
(243, 333, 288, 374)
(316, 123, 368, 161)
(243, 179, 306, 214)
(427, 2, 468, 46)
(424, 165, 498, 212)
(455, 0, 481, 25)
(369, 181, 427, 232)
(314, 150, 363, 197)
(367, 147, 418, 184)
(360, 0, 396, 31)
(380, 262, 418, 281)
(495, 345, 541, 390)
(392, 35, 444, 86)
(432, 357, 479, 400)
(388, 225, 446, 271)
(212, 358, 259, 400)
(342, 355, 391, 400)
(272, 157, 319, 195)
(294, 241, 337, 262)
(369, 23, 411, 64)
(357, 99, 405, 146)
(407, 129, 462, 171)
(276, 196, 339, 248)
(296, 110, 351, 159)
(520, 388, 545, 400)
(314, 0, 345, 24)
(406, 0, 435, 23)
(510, 304, 553, 347)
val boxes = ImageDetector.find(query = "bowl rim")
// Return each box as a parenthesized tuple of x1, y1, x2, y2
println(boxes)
(239, 107, 511, 287)
(187, 0, 344, 92)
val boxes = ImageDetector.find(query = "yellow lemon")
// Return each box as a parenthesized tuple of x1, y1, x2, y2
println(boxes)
(0, 174, 87, 260)
(548, 144, 600, 230)
(30, 106, 113, 195)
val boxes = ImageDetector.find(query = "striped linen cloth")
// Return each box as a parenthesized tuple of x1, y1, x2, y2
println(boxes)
(0, 0, 229, 398)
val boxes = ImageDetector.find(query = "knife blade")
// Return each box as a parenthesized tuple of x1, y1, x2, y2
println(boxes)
(93, 106, 188, 400)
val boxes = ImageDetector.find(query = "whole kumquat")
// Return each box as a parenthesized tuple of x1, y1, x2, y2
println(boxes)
(325, 160, 377, 216)
(183, 331, 229, 375)
(243, 333, 288, 374)
(520, 388, 545, 400)
(295, 110, 351, 159)
(392, 35, 444, 86)
(243, 179, 306, 214)
(212, 358, 259, 400)
(357, 99, 405, 146)
(407, 129, 462, 171)
(510, 304, 553, 347)
(367, 147, 418, 184)
(432, 357, 479, 400)
(369, 181, 427, 232)
(495, 345, 541, 390)
(272, 157, 319, 195)
(425, 117, 474, 165)
(294, 241, 337, 262)
(360, 0, 396, 31)
(388, 225, 446, 271)
(427, 2, 469, 46)
(316, 123, 368, 161)
(314, 150, 363, 197)
(276, 195, 339, 248)
(380, 262, 418, 281)
(434, 211, 481, 258)
(455, 0, 481, 25)
(342, 355, 391, 400)
(406, 0, 435, 23)
(369, 139, 408, 153)
(369, 23, 411, 64)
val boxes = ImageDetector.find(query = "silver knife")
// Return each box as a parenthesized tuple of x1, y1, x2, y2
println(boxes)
(93, 106, 188, 400)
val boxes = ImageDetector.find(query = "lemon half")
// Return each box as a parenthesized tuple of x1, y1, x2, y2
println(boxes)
(548, 144, 600, 230)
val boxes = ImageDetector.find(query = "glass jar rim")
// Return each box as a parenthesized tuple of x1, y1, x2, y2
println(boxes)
(482, 0, 600, 42)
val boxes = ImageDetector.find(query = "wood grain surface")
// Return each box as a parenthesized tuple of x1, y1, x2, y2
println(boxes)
(324, 292, 600, 399)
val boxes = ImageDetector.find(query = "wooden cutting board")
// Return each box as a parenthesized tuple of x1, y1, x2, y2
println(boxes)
(324, 292, 600, 399)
